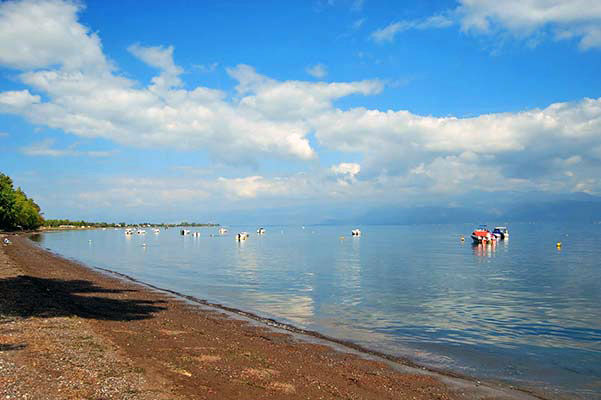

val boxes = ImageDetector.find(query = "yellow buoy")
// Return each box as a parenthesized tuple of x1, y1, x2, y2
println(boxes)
(460, 236, 465, 241)
(556, 242, 562, 248)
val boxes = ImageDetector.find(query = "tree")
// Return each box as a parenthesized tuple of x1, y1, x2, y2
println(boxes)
(0, 172, 44, 231)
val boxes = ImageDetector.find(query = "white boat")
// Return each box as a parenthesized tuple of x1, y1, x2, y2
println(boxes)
(492, 226, 509, 240)
(236, 232, 249, 241)
(153, 228, 160, 234)
(192, 232, 201, 237)
(136, 229, 146, 235)
(218, 227, 228, 235)
(180, 229, 191, 235)
(125, 228, 134, 235)
(257, 227, 266, 234)
(351, 229, 361, 236)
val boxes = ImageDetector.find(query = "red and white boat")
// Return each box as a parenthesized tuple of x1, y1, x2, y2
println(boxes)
(471, 226, 496, 244)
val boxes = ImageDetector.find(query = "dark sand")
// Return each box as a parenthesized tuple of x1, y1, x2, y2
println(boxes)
(0, 234, 551, 399)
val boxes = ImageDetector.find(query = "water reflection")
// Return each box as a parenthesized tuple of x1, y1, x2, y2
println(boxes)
(472, 242, 496, 258)
(33, 224, 601, 399)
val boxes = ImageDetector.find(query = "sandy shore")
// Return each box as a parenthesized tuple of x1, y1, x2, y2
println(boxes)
(0, 234, 550, 399)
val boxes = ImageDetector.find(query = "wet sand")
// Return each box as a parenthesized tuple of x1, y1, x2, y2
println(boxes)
(1, 234, 551, 399)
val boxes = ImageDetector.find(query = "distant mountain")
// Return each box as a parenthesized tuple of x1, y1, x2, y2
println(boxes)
(335, 192, 601, 225)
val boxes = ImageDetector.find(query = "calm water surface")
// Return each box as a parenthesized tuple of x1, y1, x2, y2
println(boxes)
(35, 224, 601, 399)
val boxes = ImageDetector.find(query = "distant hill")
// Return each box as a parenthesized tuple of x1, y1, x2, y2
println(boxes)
(331, 192, 601, 225)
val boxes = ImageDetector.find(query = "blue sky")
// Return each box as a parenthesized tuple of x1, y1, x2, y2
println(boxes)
(1, 0, 601, 223)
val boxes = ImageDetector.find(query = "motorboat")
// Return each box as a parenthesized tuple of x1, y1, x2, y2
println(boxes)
(351, 229, 361, 236)
(471, 226, 495, 244)
(236, 232, 249, 241)
(136, 229, 146, 235)
(153, 228, 160, 234)
(192, 232, 201, 237)
(125, 228, 134, 235)
(218, 227, 228, 235)
(180, 229, 191, 235)
(492, 227, 509, 240)
(257, 227, 266, 234)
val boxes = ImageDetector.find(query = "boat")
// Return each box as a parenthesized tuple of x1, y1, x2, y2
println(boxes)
(351, 229, 361, 236)
(136, 229, 146, 235)
(180, 229, 190, 235)
(125, 228, 134, 235)
(257, 227, 266, 235)
(218, 227, 228, 235)
(471, 225, 495, 244)
(236, 232, 249, 241)
(153, 228, 160, 234)
(192, 232, 201, 237)
(492, 226, 509, 240)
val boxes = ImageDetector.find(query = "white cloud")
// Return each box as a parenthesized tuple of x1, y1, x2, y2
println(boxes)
(0, 0, 386, 164)
(20, 138, 117, 157)
(2, 0, 601, 202)
(458, 0, 601, 50)
(331, 162, 361, 186)
(306, 63, 328, 79)
(217, 176, 292, 199)
(371, 15, 453, 43)
(370, 1, 601, 50)
(128, 43, 183, 92)
(311, 97, 601, 195)
(331, 162, 360, 176)
(0, 90, 40, 109)
(0, 0, 109, 71)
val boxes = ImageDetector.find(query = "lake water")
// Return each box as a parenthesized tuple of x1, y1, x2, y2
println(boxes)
(34, 223, 601, 399)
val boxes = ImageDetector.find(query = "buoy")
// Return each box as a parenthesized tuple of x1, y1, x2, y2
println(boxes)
(339, 236, 345, 240)
(460, 236, 465, 241)
(556, 242, 562, 248)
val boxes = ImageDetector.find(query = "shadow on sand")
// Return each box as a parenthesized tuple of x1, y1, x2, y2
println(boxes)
(0, 275, 166, 321)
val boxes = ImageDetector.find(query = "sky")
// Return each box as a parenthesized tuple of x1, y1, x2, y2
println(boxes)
(1, 0, 601, 223)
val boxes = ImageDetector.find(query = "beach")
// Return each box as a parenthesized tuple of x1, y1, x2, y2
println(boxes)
(1, 234, 547, 399)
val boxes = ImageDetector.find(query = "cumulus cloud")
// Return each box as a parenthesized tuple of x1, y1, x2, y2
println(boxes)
(0, 0, 384, 163)
(0, 90, 40, 110)
(128, 43, 183, 92)
(2, 0, 601, 204)
(311, 97, 601, 194)
(0, 0, 109, 71)
(371, 1, 601, 50)
(457, 0, 601, 49)
(306, 63, 328, 79)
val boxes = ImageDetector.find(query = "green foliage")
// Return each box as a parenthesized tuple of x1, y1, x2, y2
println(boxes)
(0, 172, 44, 231)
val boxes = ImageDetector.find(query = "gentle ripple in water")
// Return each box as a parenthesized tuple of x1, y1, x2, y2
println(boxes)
(34, 223, 601, 399)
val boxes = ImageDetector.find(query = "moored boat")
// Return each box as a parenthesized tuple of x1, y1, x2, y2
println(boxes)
(471, 225, 495, 244)
(492, 226, 509, 240)
(236, 232, 249, 241)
